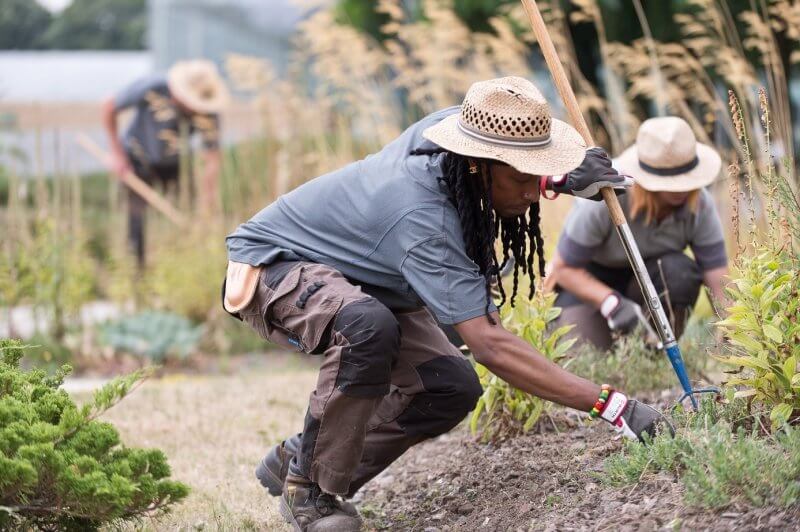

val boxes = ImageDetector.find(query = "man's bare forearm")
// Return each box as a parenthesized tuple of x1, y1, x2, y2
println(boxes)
(456, 314, 600, 411)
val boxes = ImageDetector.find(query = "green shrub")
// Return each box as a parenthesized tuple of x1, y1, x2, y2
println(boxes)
(716, 91, 800, 430)
(99, 311, 203, 363)
(604, 396, 800, 509)
(470, 291, 575, 442)
(0, 338, 189, 531)
(144, 229, 227, 323)
(715, 246, 800, 429)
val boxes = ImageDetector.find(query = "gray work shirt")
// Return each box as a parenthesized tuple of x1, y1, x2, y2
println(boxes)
(114, 74, 220, 166)
(226, 106, 496, 325)
(557, 189, 727, 271)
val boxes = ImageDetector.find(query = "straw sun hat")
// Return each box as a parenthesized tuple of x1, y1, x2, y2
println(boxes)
(423, 77, 586, 176)
(167, 60, 230, 115)
(615, 117, 722, 192)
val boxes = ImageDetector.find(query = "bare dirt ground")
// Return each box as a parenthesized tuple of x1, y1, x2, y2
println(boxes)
(357, 419, 800, 531)
(76, 353, 799, 531)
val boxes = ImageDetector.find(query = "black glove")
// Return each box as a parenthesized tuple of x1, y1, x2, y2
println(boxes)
(599, 390, 675, 443)
(601, 291, 640, 334)
(546, 147, 631, 201)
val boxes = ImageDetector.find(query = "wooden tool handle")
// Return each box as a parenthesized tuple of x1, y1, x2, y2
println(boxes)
(76, 133, 188, 227)
(520, 0, 627, 226)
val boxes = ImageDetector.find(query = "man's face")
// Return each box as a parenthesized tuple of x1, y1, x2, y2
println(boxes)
(656, 190, 690, 208)
(488, 163, 541, 218)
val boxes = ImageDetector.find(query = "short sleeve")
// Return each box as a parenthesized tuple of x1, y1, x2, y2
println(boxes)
(114, 75, 164, 111)
(401, 236, 496, 325)
(690, 190, 728, 270)
(556, 198, 613, 267)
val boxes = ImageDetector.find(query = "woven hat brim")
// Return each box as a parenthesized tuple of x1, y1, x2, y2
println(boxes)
(422, 114, 586, 176)
(168, 65, 230, 115)
(615, 142, 721, 192)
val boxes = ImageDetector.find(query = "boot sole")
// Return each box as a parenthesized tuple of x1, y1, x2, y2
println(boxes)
(279, 495, 303, 532)
(255, 456, 284, 497)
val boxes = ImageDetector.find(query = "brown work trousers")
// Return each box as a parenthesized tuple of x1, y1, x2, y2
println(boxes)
(236, 260, 482, 496)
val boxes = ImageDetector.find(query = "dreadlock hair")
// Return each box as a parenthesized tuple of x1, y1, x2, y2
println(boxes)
(410, 147, 546, 323)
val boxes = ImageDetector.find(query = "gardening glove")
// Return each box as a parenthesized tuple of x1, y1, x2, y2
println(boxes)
(546, 147, 632, 201)
(598, 389, 675, 443)
(600, 291, 640, 335)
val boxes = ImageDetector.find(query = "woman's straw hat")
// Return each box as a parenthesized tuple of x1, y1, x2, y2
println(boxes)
(167, 60, 230, 115)
(423, 77, 586, 176)
(615, 117, 721, 192)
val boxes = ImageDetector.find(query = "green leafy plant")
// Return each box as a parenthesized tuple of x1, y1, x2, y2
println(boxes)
(715, 91, 800, 430)
(0, 338, 189, 531)
(715, 247, 799, 429)
(604, 396, 800, 510)
(470, 291, 575, 442)
(99, 311, 203, 363)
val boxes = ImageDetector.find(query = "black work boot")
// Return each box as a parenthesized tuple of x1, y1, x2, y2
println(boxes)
(280, 475, 362, 532)
(256, 436, 359, 517)
(255, 435, 300, 496)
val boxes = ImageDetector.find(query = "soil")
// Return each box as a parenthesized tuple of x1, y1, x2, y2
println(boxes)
(356, 415, 800, 531)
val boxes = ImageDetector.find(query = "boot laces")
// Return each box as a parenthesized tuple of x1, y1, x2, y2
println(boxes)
(311, 485, 338, 516)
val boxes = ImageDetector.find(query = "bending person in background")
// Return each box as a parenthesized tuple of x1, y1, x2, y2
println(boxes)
(550, 116, 729, 350)
(102, 60, 228, 268)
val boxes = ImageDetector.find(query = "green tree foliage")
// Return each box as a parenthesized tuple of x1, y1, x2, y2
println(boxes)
(0, 339, 189, 531)
(39, 0, 146, 50)
(0, 0, 52, 49)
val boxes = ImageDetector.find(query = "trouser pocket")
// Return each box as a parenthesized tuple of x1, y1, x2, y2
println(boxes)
(240, 263, 343, 353)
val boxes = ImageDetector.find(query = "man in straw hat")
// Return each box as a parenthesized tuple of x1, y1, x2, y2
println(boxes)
(223, 77, 672, 531)
(550, 116, 729, 350)
(102, 59, 229, 267)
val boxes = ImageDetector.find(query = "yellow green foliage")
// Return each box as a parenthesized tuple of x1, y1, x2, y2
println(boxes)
(715, 247, 800, 429)
(470, 291, 575, 442)
(0, 338, 189, 531)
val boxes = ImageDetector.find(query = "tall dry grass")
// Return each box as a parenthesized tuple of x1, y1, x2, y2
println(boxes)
(2, 0, 798, 356)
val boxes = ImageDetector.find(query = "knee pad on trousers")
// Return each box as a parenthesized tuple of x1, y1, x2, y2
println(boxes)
(397, 355, 483, 437)
(645, 253, 702, 308)
(333, 299, 401, 398)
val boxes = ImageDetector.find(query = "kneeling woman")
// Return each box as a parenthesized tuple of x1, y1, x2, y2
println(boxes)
(551, 117, 729, 350)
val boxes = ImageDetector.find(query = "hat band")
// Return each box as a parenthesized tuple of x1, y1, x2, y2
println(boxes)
(457, 119, 551, 148)
(639, 156, 699, 176)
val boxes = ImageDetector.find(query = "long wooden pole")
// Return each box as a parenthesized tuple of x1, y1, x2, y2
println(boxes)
(75, 133, 188, 227)
(519, 0, 627, 226)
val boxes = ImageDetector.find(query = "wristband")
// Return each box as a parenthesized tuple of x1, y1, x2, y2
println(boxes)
(589, 384, 611, 418)
(540, 175, 559, 200)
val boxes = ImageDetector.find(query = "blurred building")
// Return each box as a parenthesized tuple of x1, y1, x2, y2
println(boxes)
(148, 0, 320, 73)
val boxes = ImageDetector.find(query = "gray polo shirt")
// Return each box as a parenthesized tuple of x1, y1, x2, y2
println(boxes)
(114, 74, 220, 166)
(226, 106, 496, 325)
(557, 190, 727, 271)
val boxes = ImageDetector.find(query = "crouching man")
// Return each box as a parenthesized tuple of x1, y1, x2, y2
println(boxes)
(223, 78, 673, 531)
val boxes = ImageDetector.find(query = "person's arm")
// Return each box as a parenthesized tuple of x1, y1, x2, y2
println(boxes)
(455, 312, 599, 410)
(702, 265, 730, 316)
(101, 97, 130, 177)
(455, 312, 672, 441)
(549, 250, 612, 309)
